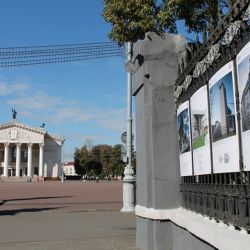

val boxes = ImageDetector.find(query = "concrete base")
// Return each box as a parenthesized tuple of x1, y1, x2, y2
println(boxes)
(136, 217, 216, 250)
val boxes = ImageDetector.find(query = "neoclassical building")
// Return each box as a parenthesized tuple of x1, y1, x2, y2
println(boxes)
(0, 118, 64, 179)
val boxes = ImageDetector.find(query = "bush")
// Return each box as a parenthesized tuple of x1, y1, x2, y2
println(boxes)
(44, 177, 61, 181)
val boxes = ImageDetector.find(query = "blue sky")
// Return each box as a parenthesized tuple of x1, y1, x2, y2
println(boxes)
(0, 0, 194, 161)
(0, 0, 128, 160)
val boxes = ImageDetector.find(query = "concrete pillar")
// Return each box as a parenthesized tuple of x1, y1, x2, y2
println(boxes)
(15, 143, 21, 177)
(126, 32, 187, 250)
(3, 143, 10, 177)
(39, 143, 44, 177)
(27, 143, 33, 177)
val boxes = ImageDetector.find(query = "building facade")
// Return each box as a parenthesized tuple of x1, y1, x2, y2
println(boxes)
(63, 161, 79, 177)
(0, 119, 64, 179)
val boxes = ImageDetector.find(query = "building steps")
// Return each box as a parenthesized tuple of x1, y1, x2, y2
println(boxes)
(0, 176, 34, 182)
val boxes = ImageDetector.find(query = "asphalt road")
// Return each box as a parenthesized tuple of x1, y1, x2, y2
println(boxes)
(0, 181, 138, 250)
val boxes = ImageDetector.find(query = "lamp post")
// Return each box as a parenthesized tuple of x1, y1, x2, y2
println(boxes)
(121, 42, 135, 212)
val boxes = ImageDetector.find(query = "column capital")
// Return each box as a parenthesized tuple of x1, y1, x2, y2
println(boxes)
(4, 142, 10, 148)
(15, 143, 22, 148)
(39, 143, 45, 148)
(27, 143, 33, 149)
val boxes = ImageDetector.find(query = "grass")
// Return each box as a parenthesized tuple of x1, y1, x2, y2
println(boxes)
(192, 135, 206, 149)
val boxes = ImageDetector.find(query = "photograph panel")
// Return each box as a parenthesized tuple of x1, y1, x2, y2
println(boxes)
(177, 108, 190, 154)
(209, 71, 236, 142)
(237, 41, 250, 170)
(190, 86, 212, 175)
(177, 101, 193, 176)
(209, 62, 240, 173)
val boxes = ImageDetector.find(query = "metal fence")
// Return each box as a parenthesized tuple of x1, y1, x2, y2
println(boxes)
(175, 0, 250, 231)
(181, 172, 250, 230)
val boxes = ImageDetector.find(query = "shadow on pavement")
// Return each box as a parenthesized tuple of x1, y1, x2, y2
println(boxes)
(3, 196, 74, 203)
(0, 207, 64, 216)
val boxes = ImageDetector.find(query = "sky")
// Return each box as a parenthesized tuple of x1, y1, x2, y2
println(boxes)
(0, 0, 129, 161)
(0, 0, 195, 161)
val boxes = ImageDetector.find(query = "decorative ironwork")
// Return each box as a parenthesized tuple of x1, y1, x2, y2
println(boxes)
(221, 21, 242, 46)
(175, 0, 250, 232)
(204, 44, 221, 65)
(175, 0, 250, 105)
(243, 4, 250, 21)
(182, 75, 192, 90)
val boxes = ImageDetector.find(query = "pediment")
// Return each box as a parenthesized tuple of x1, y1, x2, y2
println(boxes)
(0, 121, 45, 143)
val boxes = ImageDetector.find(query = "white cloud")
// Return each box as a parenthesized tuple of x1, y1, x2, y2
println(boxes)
(0, 81, 29, 96)
(4, 79, 126, 132)
(95, 108, 126, 131)
(53, 107, 93, 122)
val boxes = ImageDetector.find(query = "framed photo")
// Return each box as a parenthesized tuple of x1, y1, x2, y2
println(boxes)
(236, 41, 250, 171)
(190, 86, 211, 175)
(177, 101, 192, 176)
(209, 61, 240, 173)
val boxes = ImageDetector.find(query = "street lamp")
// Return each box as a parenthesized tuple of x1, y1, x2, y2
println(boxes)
(121, 42, 135, 212)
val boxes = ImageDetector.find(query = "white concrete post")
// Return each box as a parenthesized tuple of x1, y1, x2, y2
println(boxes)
(39, 143, 44, 177)
(27, 143, 33, 177)
(15, 143, 21, 177)
(3, 142, 10, 177)
(61, 140, 64, 182)
(121, 41, 135, 212)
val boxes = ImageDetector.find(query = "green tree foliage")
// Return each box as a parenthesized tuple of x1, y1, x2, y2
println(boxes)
(74, 145, 89, 176)
(111, 144, 125, 178)
(74, 144, 131, 179)
(102, 0, 228, 44)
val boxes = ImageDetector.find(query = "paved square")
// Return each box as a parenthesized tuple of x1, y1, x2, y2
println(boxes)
(0, 181, 138, 250)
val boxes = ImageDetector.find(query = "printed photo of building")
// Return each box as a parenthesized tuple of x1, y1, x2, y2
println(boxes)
(177, 108, 190, 154)
(191, 109, 208, 149)
(209, 72, 236, 142)
(241, 59, 250, 132)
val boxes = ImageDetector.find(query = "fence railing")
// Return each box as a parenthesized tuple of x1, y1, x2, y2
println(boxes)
(175, 0, 250, 232)
(181, 172, 250, 230)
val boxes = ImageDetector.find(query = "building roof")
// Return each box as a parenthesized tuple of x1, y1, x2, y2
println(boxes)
(0, 119, 65, 143)
(0, 119, 46, 134)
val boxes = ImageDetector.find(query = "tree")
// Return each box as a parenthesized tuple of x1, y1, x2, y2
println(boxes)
(111, 144, 125, 179)
(74, 143, 136, 179)
(86, 160, 103, 177)
(99, 144, 113, 177)
(102, 0, 228, 44)
(74, 145, 89, 176)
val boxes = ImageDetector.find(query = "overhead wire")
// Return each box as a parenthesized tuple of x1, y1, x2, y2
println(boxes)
(0, 41, 125, 68)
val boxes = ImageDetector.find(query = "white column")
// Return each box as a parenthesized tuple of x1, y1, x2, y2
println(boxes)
(27, 143, 33, 177)
(121, 41, 135, 212)
(15, 143, 21, 177)
(3, 143, 9, 177)
(61, 140, 65, 182)
(39, 143, 44, 177)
